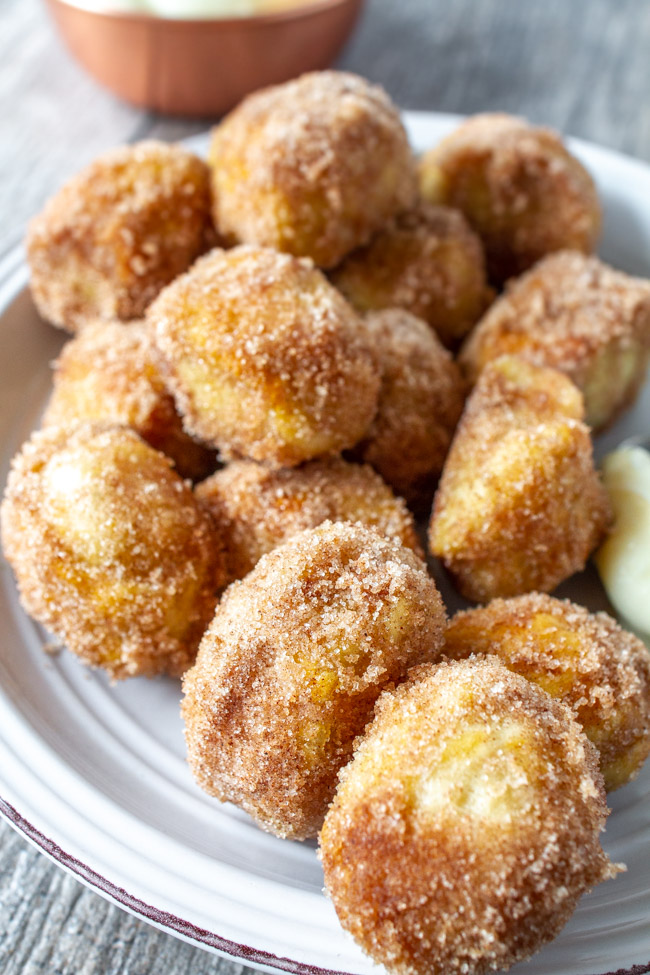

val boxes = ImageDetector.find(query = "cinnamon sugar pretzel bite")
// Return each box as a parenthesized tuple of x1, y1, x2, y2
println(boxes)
(196, 456, 421, 585)
(27, 141, 213, 331)
(209, 71, 417, 268)
(460, 251, 650, 431)
(43, 320, 216, 481)
(419, 113, 601, 283)
(332, 204, 490, 348)
(150, 245, 380, 467)
(443, 593, 650, 791)
(429, 356, 610, 601)
(350, 309, 465, 509)
(182, 521, 446, 839)
(320, 656, 619, 975)
(1, 423, 224, 679)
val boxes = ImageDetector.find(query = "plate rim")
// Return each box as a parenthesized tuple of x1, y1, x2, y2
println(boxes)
(2, 109, 650, 975)
(3, 792, 650, 975)
(0, 796, 353, 975)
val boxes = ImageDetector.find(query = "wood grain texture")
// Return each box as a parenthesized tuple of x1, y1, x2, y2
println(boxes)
(2, 0, 650, 972)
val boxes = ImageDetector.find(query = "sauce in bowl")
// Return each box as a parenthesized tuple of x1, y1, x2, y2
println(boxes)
(596, 443, 650, 641)
(63, 0, 324, 16)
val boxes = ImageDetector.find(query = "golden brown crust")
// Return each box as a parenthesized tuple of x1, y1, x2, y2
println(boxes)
(209, 71, 417, 268)
(444, 593, 650, 791)
(196, 456, 422, 583)
(320, 656, 619, 975)
(331, 203, 491, 347)
(460, 251, 650, 431)
(43, 320, 217, 481)
(181, 521, 446, 840)
(27, 141, 214, 332)
(149, 245, 380, 467)
(419, 113, 601, 283)
(350, 309, 466, 509)
(0, 423, 225, 679)
(428, 356, 611, 602)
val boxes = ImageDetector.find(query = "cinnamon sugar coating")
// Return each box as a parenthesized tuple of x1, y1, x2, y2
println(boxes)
(429, 356, 610, 602)
(27, 141, 214, 332)
(0, 423, 225, 679)
(419, 113, 601, 283)
(444, 593, 650, 791)
(350, 309, 465, 509)
(460, 251, 650, 431)
(149, 245, 380, 467)
(320, 656, 619, 975)
(331, 204, 491, 348)
(181, 521, 446, 840)
(209, 71, 417, 268)
(43, 320, 216, 481)
(196, 456, 421, 585)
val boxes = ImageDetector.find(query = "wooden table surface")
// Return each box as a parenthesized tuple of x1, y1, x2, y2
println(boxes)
(2, 0, 650, 972)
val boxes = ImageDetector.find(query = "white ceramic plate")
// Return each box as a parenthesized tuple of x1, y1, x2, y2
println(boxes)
(1, 112, 650, 975)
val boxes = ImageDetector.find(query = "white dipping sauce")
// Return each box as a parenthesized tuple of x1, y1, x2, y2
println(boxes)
(596, 444, 650, 638)
(66, 0, 314, 15)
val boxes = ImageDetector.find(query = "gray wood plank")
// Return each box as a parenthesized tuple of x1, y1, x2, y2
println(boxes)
(3, 0, 650, 972)
(0, 822, 250, 974)
(1, 0, 147, 257)
(338, 0, 650, 160)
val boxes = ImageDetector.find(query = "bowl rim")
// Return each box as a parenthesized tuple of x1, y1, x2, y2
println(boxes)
(48, 0, 361, 26)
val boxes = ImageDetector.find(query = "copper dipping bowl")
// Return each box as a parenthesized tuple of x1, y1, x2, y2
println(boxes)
(45, 0, 365, 117)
